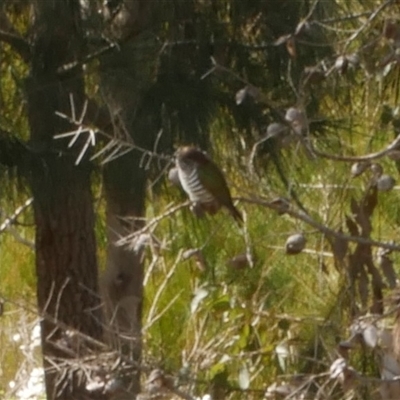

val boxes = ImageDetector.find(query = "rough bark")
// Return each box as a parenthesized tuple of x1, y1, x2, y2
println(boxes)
(26, 2, 103, 399)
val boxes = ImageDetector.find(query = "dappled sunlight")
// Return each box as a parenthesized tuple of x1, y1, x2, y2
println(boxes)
(3, 0, 400, 399)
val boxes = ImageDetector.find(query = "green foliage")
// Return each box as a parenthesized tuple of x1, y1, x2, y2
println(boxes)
(3, 0, 400, 398)
(137, 1, 400, 396)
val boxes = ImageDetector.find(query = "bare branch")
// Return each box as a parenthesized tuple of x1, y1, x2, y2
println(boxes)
(312, 133, 400, 162)
(116, 202, 190, 247)
(204, 40, 400, 167)
(144, 251, 183, 330)
(0, 197, 33, 233)
(54, 95, 171, 166)
(238, 196, 400, 253)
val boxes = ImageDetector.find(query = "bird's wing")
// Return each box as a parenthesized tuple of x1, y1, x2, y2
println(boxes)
(197, 161, 233, 206)
(198, 161, 243, 223)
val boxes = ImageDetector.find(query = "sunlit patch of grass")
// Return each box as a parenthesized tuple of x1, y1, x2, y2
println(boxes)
(0, 233, 35, 297)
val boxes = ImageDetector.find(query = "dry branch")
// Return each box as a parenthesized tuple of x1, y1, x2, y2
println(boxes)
(238, 196, 400, 253)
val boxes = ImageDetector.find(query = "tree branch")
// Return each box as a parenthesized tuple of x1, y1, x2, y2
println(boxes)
(0, 198, 33, 233)
(239, 196, 400, 252)
(312, 132, 400, 162)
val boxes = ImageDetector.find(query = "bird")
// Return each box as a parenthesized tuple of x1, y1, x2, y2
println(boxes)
(175, 146, 242, 223)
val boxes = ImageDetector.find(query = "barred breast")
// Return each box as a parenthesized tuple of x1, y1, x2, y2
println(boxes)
(178, 167, 214, 203)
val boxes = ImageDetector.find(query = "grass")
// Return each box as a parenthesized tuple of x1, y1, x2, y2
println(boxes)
(2, 132, 400, 398)
(3, 4, 400, 398)
(136, 106, 400, 398)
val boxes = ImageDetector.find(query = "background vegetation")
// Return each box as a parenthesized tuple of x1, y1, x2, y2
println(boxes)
(2, 0, 400, 399)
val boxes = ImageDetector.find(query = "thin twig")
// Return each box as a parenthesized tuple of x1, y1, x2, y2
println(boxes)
(143, 290, 183, 332)
(312, 133, 400, 162)
(0, 198, 33, 233)
(237, 196, 400, 252)
(116, 202, 190, 247)
(55, 96, 171, 166)
(145, 251, 183, 329)
(343, 0, 395, 52)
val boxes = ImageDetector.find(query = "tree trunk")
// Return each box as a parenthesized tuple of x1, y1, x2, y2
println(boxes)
(99, 2, 155, 398)
(101, 156, 146, 398)
(26, 2, 103, 399)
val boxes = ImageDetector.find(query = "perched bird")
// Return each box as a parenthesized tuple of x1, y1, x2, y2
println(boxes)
(175, 146, 242, 223)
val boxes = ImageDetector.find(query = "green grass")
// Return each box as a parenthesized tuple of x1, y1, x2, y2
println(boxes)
(3, 3, 400, 398)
